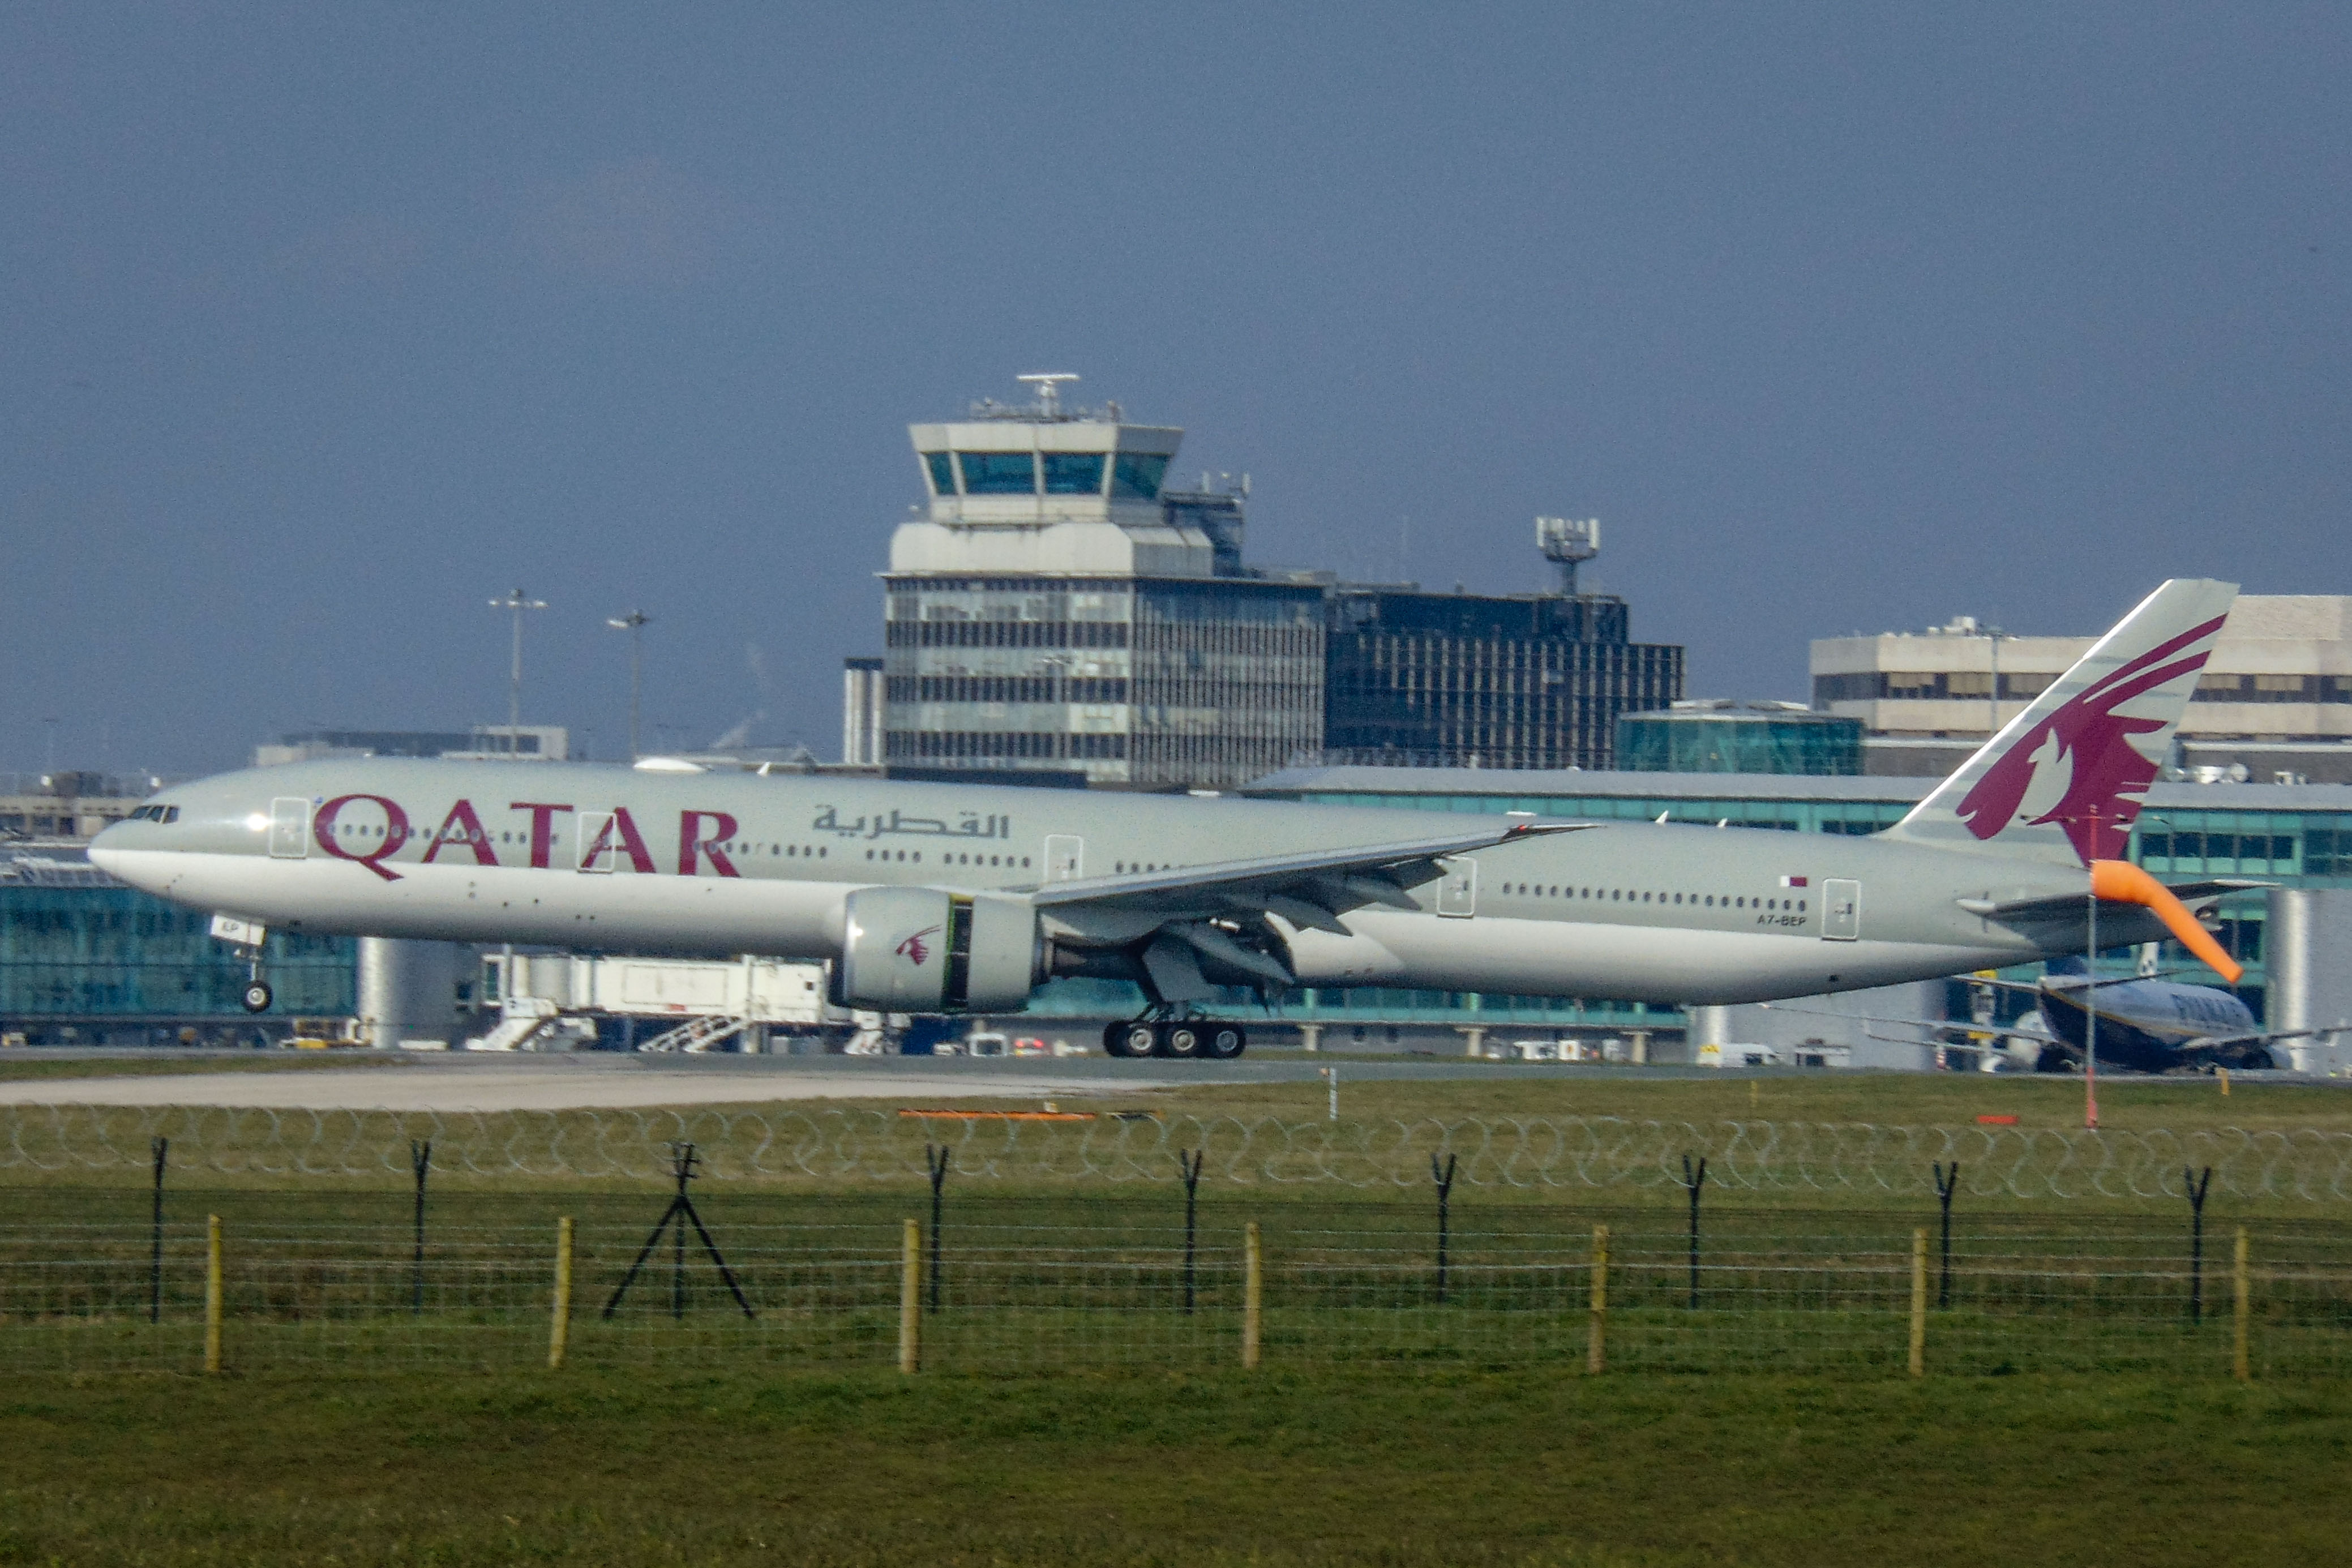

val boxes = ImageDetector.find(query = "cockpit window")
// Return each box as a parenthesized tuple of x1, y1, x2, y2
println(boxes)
(132, 804, 179, 823)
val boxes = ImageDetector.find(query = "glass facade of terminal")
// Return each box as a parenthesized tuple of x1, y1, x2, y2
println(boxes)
(0, 862, 354, 1040)
(1616, 710, 1863, 776)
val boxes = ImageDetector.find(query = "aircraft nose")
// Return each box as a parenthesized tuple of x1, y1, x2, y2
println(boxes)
(87, 824, 128, 875)
(86, 820, 148, 886)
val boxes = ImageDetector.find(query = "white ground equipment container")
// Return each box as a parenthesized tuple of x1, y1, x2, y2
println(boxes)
(468, 953, 846, 1052)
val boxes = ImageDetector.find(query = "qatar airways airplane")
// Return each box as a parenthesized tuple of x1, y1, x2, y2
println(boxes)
(92, 580, 2252, 1059)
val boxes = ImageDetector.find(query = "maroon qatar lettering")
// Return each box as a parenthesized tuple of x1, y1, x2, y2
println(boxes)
(679, 811, 741, 877)
(312, 794, 410, 882)
(511, 802, 575, 870)
(421, 799, 500, 867)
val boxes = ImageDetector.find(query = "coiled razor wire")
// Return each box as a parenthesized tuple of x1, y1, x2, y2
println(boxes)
(5, 1104, 2352, 1203)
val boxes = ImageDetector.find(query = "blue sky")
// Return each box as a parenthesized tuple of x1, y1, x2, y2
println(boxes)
(5, 5, 2345, 776)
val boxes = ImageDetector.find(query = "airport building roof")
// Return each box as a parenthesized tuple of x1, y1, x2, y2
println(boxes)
(1243, 764, 2352, 813)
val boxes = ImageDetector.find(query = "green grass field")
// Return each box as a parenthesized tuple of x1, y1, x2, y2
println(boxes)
(0, 1366, 2342, 1565)
(1151, 1064, 2352, 1137)
(0, 1069, 2344, 1562)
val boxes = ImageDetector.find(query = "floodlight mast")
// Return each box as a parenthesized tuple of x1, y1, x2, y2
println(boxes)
(607, 610, 652, 761)
(489, 589, 549, 739)
(1536, 516, 1601, 595)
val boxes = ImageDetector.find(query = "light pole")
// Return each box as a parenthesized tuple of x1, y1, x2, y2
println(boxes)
(489, 589, 549, 746)
(1981, 624, 2008, 739)
(2084, 805, 2101, 1131)
(607, 610, 652, 761)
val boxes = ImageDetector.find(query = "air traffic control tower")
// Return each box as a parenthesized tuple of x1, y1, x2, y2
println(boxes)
(882, 376, 1325, 789)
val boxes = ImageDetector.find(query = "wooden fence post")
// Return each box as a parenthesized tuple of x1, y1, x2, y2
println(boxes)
(899, 1218, 922, 1374)
(2232, 1226, 2251, 1382)
(1908, 1227, 1927, 1378)
(548, 1216, 574, 1371)
(1586, 1223, 1609, 1375)
(203, 1214, 223, 1376)
(1243, 1220, 1263, 1370)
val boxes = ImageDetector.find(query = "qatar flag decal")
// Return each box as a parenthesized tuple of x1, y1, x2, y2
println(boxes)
(1780, 876, 1809, 888)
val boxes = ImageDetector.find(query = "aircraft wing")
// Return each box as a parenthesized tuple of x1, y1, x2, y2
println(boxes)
(2184, 1024, 2352, 1052)
(1027, 819, 1595, 924)
(1759, 1001, 2063, 1045)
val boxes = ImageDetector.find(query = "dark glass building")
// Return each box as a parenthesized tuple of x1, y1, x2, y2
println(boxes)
(1322, 589, 1683, 770)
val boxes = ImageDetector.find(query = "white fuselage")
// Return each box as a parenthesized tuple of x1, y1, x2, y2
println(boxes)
(90, 759, 2152, 1007)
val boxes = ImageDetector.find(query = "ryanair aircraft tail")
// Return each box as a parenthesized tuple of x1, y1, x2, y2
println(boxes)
(1882, 579, 2238, 867)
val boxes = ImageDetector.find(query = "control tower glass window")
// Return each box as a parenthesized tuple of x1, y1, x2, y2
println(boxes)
(1042, 453, 1106, 495)
(921, 452, 956, 495)
(1111, 453, 1169, 500)
(959, 452, 1038, 495)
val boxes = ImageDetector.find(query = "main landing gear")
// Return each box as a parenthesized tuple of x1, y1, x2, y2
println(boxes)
(1102, 1012, 1246, 1060)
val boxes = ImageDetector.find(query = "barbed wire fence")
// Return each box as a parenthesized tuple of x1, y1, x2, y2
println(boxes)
(4, 1105, 2352, 1203)
(0, 1200, 2345, 1379)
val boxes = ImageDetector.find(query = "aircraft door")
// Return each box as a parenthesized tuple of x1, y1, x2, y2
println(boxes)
(268, 798, 311, 859)
(1043, 834, 1083, 883)
(577, 813, 615, 872)
(1822, 879, 1861, 941)
(1436, 856, 1477, 918)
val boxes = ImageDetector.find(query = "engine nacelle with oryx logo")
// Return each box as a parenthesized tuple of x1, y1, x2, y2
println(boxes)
(833, 886, 1045, 1012)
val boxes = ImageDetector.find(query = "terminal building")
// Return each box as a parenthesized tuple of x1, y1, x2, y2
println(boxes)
(1812, 597, 2352, 781)
(0, 772, 155, 843)
(255, 725, 570, 766)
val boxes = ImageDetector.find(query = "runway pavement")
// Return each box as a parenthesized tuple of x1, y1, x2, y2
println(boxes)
(0, 1049, 1686, 1113)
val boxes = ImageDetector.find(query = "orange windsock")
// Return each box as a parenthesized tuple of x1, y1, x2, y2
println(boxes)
(2088, 859, 2242, 984)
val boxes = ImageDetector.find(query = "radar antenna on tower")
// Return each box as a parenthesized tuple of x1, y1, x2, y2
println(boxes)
(1535, 516, 1600, 595)
(1016, 372, 1081, 419)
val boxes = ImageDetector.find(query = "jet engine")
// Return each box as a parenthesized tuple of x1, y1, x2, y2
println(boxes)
(835, 887, 1044, 1012)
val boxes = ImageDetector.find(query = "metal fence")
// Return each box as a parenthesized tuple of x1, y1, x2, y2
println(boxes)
(0, 1192, 2343, 1378)
(7, 1104, 2352, 1203)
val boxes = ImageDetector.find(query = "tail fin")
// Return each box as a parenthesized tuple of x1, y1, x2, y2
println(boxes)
(1882, 579, 2237, 866)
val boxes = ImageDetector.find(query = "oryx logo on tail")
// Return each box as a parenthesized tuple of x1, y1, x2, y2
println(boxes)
(1884, 580, 2238, 867)
(1957, 613, 2227, 862)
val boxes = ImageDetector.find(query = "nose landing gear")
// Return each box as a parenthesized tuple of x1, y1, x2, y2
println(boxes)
(241, 980, 275, 1014)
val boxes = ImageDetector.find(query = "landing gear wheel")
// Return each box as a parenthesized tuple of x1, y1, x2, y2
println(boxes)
(1105, 1021, 1158, 1060)
(241, 981, 274, 1014)
(2034, 1047, 2071, 1074)
(2241, 1049, 2276, 1070)
(1206, 1023, 1246, 1060)
(1160, 1022, 1204, 1059)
